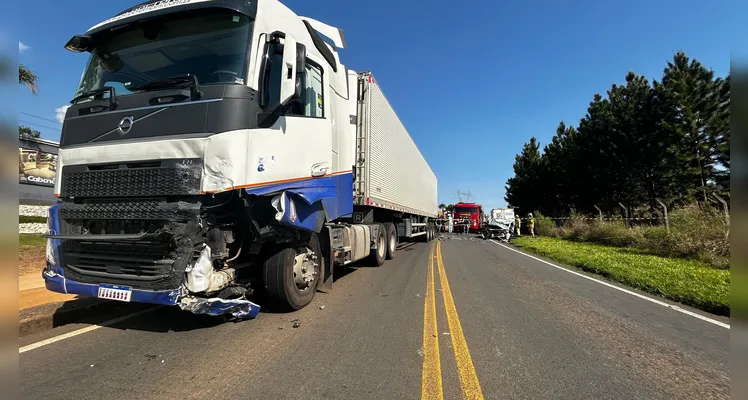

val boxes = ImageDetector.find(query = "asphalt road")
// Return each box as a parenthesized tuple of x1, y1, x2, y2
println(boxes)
(19, 234, 730, 399)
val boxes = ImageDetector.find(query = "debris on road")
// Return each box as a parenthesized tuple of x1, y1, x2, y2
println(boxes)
(319, 305, 325, 310)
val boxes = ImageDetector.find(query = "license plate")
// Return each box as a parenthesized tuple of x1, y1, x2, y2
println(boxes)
(97, 284, 132, 302)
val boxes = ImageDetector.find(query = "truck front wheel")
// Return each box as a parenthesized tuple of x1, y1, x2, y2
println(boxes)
(263, 233, 322, 311)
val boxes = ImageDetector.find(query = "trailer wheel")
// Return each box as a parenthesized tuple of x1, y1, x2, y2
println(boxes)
(263, 232, 322, 311)
(368, 224, 386, 266)
(384, 222, 397, 260)
(421, 224, 430, 242)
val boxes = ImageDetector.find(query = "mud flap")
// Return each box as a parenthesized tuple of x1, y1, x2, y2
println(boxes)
(318, 226, 333, 293)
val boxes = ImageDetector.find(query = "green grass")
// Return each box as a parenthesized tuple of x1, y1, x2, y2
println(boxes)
(19, 233, 46, 248)
(513, 237, 730, 316)
(19, 215, 47, 224)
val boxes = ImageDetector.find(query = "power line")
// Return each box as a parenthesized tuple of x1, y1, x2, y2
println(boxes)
(19, 119, 61, 131)
(20, 112, 62, 125)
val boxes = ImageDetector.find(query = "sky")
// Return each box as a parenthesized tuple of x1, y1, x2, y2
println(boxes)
(6, 0, 739, 210)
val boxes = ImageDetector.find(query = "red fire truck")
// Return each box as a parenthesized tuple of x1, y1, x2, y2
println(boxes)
(453, 202, 483, 233)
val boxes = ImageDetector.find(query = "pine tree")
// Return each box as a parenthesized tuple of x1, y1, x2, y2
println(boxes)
(504, 51, 729, 214)
(505, 137, 544, 214)
(656, 51, 720, 204)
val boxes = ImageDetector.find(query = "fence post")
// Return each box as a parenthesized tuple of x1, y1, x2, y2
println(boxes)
(594, 205, 603, 222)
(712, 193, 729, 227)
(655, 198, 669, 233)
(618, 202, 628, 227)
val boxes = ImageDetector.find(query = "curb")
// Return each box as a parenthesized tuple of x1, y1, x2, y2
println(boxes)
(19, 297, 122, 338)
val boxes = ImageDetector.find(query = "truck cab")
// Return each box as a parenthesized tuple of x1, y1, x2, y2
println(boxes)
(44, 0, 437, 319)
(46, 0, 357, 317)
(453, 202, 483, 233)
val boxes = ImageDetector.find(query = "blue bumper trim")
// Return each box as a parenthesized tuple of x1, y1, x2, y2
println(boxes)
(43, 271, 261, 318)
(43, 271, 180, 305)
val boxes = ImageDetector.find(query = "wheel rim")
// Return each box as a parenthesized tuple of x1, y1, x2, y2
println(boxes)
(293, 247, 319, 292)
(389, 231, 396, 253)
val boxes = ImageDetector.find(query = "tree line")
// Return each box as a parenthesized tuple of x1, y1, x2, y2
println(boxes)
(505, 51, 730, 217)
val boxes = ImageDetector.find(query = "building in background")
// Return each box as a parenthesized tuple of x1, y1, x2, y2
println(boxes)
(19, 137, 59, 205)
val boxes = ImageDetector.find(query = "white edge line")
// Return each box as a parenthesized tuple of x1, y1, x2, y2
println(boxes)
(489, 240, 730, 330)
(20, 307, 160, 354)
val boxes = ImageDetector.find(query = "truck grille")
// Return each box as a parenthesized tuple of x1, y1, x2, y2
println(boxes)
(59, 199, 200, 221)
(60, 159, 202, 198)
(62, 239, 174, 283)
(58, 199, 201, 290)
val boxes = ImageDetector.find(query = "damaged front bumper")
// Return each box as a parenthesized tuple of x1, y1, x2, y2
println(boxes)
(42, 269, 261, 319)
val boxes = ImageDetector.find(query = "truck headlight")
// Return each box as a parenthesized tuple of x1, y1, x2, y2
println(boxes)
(46, 239, 56, 265)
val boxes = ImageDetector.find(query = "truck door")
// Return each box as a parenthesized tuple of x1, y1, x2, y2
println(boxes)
(259, 38, 333, 180)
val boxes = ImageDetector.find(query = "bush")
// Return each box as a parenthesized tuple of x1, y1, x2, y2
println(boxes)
(532, 211, 557, 237)
(528, 204, 729, 269)
(586, 221, 641, 248)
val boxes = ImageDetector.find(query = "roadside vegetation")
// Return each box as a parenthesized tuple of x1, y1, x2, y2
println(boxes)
(20, 215, 47, 224)
(512, 236, 729, 316)
(532, 205, 729, 269)
(501, 50, 731, 315)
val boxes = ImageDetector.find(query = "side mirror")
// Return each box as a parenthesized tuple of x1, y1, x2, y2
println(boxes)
(64, 35, 94, 53)
(294, 42, 306, 98)
(279, 36, 299, 104)
(259, 34, 307, 128)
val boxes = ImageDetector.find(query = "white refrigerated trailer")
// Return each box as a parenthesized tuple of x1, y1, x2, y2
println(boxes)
(350, 71, 438, 241)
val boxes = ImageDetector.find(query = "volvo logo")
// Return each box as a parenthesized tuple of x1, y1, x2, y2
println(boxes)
(118, 116, 134, 135)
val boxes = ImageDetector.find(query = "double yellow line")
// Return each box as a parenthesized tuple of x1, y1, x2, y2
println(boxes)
(421, 240, 484, 400)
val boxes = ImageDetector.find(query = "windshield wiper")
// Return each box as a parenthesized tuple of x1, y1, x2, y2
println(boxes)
(70, 86, 117, 110)
(128, 74, 202, 100)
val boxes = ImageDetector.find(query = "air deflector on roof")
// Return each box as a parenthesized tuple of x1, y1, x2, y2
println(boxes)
(302, 20, 337, 73)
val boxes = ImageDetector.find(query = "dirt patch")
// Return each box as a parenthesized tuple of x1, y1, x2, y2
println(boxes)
(20, 246, 45, 276)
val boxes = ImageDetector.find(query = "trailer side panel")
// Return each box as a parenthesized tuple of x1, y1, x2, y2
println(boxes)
(356, 73, 437, 217)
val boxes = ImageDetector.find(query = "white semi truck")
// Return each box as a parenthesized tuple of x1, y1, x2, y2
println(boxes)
(44, 0, 438, 318)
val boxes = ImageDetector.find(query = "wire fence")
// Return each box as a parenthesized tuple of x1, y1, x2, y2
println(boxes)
(535, 192, 730, 234)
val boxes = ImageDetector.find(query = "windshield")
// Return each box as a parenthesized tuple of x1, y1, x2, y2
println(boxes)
(455, 207, 479, 215)
(74, 9, 253, 101)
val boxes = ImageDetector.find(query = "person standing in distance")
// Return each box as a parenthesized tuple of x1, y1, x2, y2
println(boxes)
(528, 213, 536, 238)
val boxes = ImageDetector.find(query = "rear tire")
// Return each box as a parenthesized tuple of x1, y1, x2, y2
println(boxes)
(263, 233, 322, 311)
(384, 222, 397, 260)
(368, 224, 386, 266)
